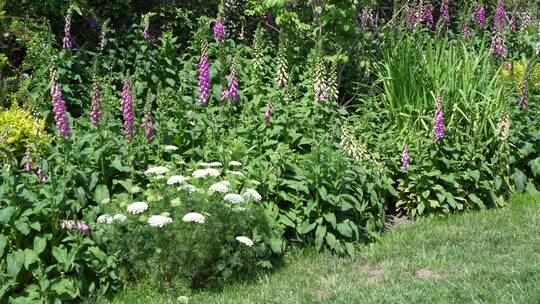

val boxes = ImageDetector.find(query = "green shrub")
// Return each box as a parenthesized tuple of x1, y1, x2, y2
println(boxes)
(0, 105, 50, 156)
(100, 161, 281, 290)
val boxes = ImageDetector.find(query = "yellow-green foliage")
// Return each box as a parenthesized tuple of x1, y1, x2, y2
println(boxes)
(0, 105, 49, 155)
(501, 60, 540, 93)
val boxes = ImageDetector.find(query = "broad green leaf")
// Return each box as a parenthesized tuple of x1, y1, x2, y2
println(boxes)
(299, 221, 317, 235)
(0, 206, 15, 224)
(323, 212, 337, 229)
(14, 219, 30, 235)
(417, 201, 425, 214)
(325, 232, 338, 250)
(0, 234, 7, 256)
(512, 169, 527, 192)
(7, 249, 24, 277)
(279, 216, 295, 228)
(468, 170, 480, 183)
(34, 236, 47, 255)
(24, 249, 38, 269)
(344, 242, 356, 257)
(468, 194, 485, 209)
(95, 184, 110, 204)
(336, 222, 353, 238)
(529, 157, 540, 177)
(315, 224, 326, 251)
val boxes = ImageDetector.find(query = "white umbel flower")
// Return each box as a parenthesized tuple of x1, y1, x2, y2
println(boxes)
(113, 214, 127, 223)
(178, 184, 197, 193)
(207, 162, 222, 167)
(192, 168, 220, 178)
(148, 215, 173, 227)
(167, 175, 187, 185)
(209, 181, 230, 193)
(228, 161, 242, 167)
(182, 212, 205, 224)
(97, 214, 113, 224)
(242, 189, 262, 201)
(163, 145, 178, 151)
(145, 166, 169, 175)
(224, 193, 245, 204)
(235, 236, 254, 247)
(126, 202, 148, 214)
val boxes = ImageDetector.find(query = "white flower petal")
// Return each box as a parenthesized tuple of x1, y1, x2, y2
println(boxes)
(235, 236, 254, 247)
(182, 212, 205, 224)
(167, 175, 187, 185)
(113, 214, 127, 223)
(126, 202, 148, 214)
(145, 166, 169, 175)
(148, 215, 172, 227)
(224, 193, 245, 204)
(242, 189, 262, 201)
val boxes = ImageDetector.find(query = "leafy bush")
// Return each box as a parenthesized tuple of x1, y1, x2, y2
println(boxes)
(0, 105, 50, 156)
(99, 161, 281, 290)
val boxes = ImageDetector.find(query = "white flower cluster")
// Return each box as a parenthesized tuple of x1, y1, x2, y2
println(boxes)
(167, 175, 188, 185)
(235, 236, 254, 247)
(126, 202, 148, 214)
(97, 213, 127, 224)
(242, 189, 262, 201)
(200, 161, 222, 168)
(224, 193, 245, 204)
(148, 215, 173, 227)
(227, 170, 245, 177)
(145, 166, 169, 175)
(163, 145, 178, 151)
(228, 161, 242, 167)
(178, 184, 197, 193)
(192, 168, 220, 178)
(182, 212, 205, 224)
(209, 181, 230, 193)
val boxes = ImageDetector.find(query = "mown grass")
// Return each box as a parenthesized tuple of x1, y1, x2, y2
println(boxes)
(96, 194, 540, 304)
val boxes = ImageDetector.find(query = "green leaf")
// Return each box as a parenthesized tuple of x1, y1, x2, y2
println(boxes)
(315, 224, 327, 251)
(468, 194, 485, 209)
(0, 234, 7, 256)
(529, 157, 540, 177)
(279, 216, 295, 228)
(323, 212, 337, 229)
(0, 206, 15, 224)
(94, 184, 110, 204)
(269, 238, 282, 254)
(24, 249, 38, 270)
(299, 220, 317, 235)
(7, 249, 24, 277)
(14, 219, 30, 235)
(344, 242, 356, 257)
(33, 236, 47, 255)
(512, 169, 527, 192)
(336, 222, 353, 238)
(468, 170, 481, 183)
(417, 201, 425, 214)
(325, 232, 338, 250)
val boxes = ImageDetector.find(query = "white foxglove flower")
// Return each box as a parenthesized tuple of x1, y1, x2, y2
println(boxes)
(148, 215, 173, 227)
(167, 175, 187, 185)
(228, 161, 242, 167)
(209, 181, 230, 193)
(126, 202, 148, 214)
(182, 212, 205, 224)
(113, 214, 127, 223)
(145, 166, 169, 175)
(242, 189, 262, 201)
(224, 193, 245, 204)
(97, 214, 113, 224)
(163, 145, 178, 151)
(235, 236, 254, 247)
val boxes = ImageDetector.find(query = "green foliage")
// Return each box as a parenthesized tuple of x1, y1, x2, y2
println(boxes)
(102, 162, 280, 290)
(0, 105, 50, 156)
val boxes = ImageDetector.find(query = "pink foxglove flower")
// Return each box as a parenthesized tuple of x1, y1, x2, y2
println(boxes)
(433, 96, 445, 142)
(213, 20, 226, 42)
(23, 149, 33, 173)
(121, 73, 135, 140)
(401, 145, 409, 171)
(263, 102, 273, 126)
(62, 11, 73, 49)
(52, 84, 71, 139)
(141, 110, 154, 140)
(198, 48, 210, 105)
(475, 6, 486, 29)
(493, 0, 506, 32)
(91, 78, 102, 127)
(143, 24, 150, 39)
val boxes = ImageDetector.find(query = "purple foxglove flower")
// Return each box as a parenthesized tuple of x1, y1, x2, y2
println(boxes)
(143, 24, 150, 39)
(493, 0, 506, 32)
(198, 51, 210, 105)
(422, 8, 434, 29)
(213, 20, 226, 42)
(462, 26, 473, 38)
(505, 62, 513, 71)
(440, 1, 450, 24)
(52, 84, 71, 139)
(475, 6, 486, 29)
(433, 96, 445, 142)
(519, 94, 528, 110)
(77, 223, 90, 234)
(410, 10, 419, 27)
(360, 8, 375, 30)
(490, 34, 507, 58)
(121, 74, 135, 140)
(63, 11, 73, 49)
(401, 145, 410, 171)
(91, 79, 102, 127)
(263, 102, 273, 126)
(221, 66, 238, 102)
(265, 11, 274, 28)
(37, 168, 47, 183)
(23, 149, 33, 173)
(141, 111, 154, 140)
(88, 18, 98, 29)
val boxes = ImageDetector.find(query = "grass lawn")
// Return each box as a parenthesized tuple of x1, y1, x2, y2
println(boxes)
(96, 194, 540, 304)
